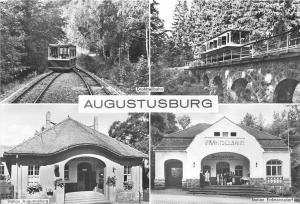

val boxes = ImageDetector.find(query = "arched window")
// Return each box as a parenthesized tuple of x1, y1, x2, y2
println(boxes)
(235, 165, 243, 176)
(266, 160, 282, 176)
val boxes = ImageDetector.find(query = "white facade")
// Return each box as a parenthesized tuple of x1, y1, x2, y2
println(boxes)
(154, 118, 291, 188)
(10, 153, 143, 203)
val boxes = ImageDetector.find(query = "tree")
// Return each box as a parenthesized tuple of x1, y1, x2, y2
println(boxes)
(0, 0, 66, 81)
(108, 113, 149, 154)
(150, 0, 168, 63)
(151, 113, 179, 146)
(178, 114, 191, 129)
(240, 113, 258, 129)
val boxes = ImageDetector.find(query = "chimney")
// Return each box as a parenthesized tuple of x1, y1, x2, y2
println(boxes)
(93, 116, 99, 131)
(46, 111, 51, 129)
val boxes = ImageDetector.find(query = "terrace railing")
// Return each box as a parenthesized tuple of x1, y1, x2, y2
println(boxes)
(186, 29, 300, 69)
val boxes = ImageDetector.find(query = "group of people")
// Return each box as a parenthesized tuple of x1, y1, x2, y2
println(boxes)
(216, 171, 236, 186)
(200, 170, 211, 187)
(200, 170, 238, 187)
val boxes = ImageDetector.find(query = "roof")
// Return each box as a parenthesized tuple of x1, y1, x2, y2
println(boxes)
(0, 146, 14, 157)
(204, 29, 251, 44)
(49, 44, 76, 48)
(155, 117, 288, 151)
(5, 118, 146, 158)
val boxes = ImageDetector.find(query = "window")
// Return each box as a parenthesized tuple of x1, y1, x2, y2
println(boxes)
(235, 165, 243, 176)
(222, 36, 227, 45)
(64, 164, 69, 180)
(124, 166, 132, 182)
(266, 160, 282, 176)
(231, 132, 237, 137)
(214, 132, 220, 137)
(0, 163, 4, 175)
(222, 132, 229, 137)
(28, 165, 40, 185)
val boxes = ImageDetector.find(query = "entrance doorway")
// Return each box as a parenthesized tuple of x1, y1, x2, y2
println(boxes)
(77, 162, 96, 191)
(165, 159, 183, 188)
(201, 152, 250, 185)
(216, 162, 230, 175)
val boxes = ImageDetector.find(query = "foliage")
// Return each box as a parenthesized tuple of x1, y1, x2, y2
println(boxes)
(0, 0, 66, 71)
(64, 0, 148, 63)
(150, 0, 168, 64)
(27, 183, 42, 194)
(108, 113, 149, 154)
(178, 114, 191, 129)
(151, 113, 179, 146)
(106, 176, 116, 187)
(241, 113, 263, 130)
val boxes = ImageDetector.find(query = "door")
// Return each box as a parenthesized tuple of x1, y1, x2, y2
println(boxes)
(216, 162, 230, 175)
(77, 163, 93, 191)
(165, 160, 183, 188)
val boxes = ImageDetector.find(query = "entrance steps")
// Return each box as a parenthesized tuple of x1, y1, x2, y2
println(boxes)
(188, 185, 278, 197)
(65, 191, 111, 204)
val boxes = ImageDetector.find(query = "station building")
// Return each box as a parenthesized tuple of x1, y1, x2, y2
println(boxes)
(154, 117, 291, 189)
(3, 112, 147, 203)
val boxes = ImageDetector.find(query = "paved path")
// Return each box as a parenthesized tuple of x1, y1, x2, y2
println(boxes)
(151, 189, 300, 204)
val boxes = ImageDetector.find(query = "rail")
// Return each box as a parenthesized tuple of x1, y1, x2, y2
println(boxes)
(75, 65, 124, 95)
(73, 69, 93, 95)
(34, 73, 63, 103)
(11, 71, 56, 103)
(186, 28, 300, 69)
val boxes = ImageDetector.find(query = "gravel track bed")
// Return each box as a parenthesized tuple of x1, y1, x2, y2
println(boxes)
(15, 73, 60, 103)
(39, 72, 90, 103)
(78, 71, 107, 95)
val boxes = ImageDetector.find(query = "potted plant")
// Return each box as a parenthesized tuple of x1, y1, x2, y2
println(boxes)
(46, 188, 53, 196)
(106, 176, 116, 187)
(27, 183, 42, 194)
(106, 176, 116, 201)
(54, 178, 64, 190)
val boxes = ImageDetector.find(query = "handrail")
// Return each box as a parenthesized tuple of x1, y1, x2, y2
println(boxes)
(187, 28, 300, 68)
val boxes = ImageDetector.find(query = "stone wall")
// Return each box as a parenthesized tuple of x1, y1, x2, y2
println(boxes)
(188, 55, 300, 103)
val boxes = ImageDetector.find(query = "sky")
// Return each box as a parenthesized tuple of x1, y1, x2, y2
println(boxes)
(176, 104, 292, 128)
(156, 0, 193, 30)
(0, 104, 129, 146)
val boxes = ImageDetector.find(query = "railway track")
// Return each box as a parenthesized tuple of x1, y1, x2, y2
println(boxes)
(75, 65, 125, 95)
(4, 67, 124, 103)
(12, 72, 62, 103)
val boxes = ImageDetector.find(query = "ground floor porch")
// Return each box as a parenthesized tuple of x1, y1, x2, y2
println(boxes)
(154, 152, 291, 189)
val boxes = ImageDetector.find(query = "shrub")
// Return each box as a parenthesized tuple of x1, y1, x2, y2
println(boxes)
(27, 183, 42, 194)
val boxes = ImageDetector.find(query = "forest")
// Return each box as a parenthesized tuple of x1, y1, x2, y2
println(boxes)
(151, 0, 300, 95)
(150, 105, 300, 191)
(0, 0, 148, 95)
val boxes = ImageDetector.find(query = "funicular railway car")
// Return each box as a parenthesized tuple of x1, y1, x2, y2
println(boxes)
(200, 30, 251, 63)
(48, 44, 76, 72)
(189, 30, 251, 67)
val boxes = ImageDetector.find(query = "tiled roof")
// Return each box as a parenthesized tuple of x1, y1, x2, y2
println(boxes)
(5, 118, 146, 158)
(155, 117, 288, 151)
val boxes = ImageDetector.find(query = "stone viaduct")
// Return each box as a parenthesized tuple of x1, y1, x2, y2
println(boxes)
(188, 53, 300, 103)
